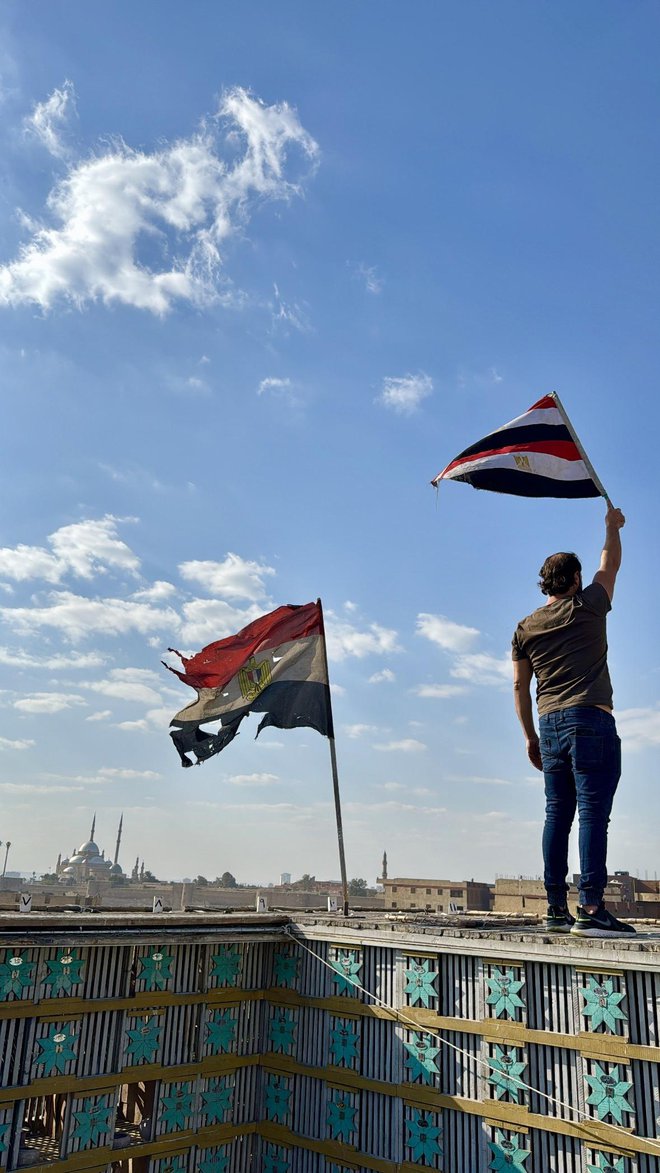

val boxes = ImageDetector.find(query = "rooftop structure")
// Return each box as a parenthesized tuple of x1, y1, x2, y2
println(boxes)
(0, 910, 659, 1170)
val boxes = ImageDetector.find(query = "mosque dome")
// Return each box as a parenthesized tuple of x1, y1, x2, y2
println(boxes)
(109, 862, 123, 876)
(76, 840, 100, 857)
(87, 855, 109, 870)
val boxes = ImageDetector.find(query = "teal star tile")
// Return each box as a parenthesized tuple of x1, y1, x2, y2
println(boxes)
(488, 1130, 530, 1172)
(200, 1079, 233, 1124)
(137, 948, 173, 990)
(0, 951, 35, 999)
(403, 1030, 440, 1083)
(586, 1153, 625, 1173)
(329, 1018, 360, 1068)
(35, 1026, 77, 1074)
(210, 945, 242, 986)
(205, 1008, 237, 1054)
(71, 1097, 114, 1148)
(330, 948, 362, 995)
(159, 1082, 196, 1131)
(263, 1143, 290, 1173)
(580, 977, 627, 1034)
(326, 1091, 357, 1142)
(485, 967, 525, 1020)
(272, 949, 299, 988)
(487, 1045, 526, 1102)
(0, 1121, 10, 1154)
(126, 1015, 162, 1064)
(43, 950, 85, 994)
(585, 1063, 633, 1125)
(263, 1075, 291, 1124)
(403, 958, 438, 1007)
(153, 1160, 187, 1173)
(405, 1108, 442, 1163)
(269, 1008, 296, 1054)
(198, 1147, 229, 1173)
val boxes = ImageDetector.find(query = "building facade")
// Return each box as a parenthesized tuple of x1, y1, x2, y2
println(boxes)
(382, 877, 492, 914)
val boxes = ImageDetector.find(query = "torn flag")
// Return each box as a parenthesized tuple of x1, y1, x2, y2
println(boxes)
(431, 394, 601, 498)
(164, 601, 333, 767)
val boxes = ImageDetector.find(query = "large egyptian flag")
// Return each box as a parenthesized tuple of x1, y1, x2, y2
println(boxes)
(164, 601, 333, 767)
(431, 394, 602, 498)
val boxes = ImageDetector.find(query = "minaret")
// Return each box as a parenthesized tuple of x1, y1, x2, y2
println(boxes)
(140, 861, 145, 881)
(113, 814, 123, 867)
(56, 853, 62, 876)
(382, 850, 388, 881)
(90, 812, 96, 842)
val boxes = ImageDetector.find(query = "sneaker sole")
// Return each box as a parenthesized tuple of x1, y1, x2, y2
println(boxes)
(545, 924, 573, 934)
(570, 926, 636, 938)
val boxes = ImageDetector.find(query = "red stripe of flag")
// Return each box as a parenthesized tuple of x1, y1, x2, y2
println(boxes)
(443, 439, 582, 477)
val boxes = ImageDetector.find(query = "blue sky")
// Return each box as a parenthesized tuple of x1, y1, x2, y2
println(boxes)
(0, 2, 659, 886)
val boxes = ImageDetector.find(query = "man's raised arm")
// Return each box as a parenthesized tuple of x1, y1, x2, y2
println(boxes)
(513, 657, 542, 771)
(593, 505, 625, 601)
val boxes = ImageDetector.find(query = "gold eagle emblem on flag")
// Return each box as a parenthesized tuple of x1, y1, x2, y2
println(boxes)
(238, 656, 272, 701)
(513, 453, 531, 471)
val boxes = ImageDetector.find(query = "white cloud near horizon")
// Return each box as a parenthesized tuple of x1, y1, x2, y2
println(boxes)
(377, 372, 433, 414)
(373, 738, 427, 753)
(227, 772, 279, 786)
(0, 591, 179, 643)
(616, 706, 660, 751)
(1, 86, 319, 315)
(0, 735, 35, 750)
(415, 683, 467, 698)
(13, 691, 87, 714)
(450, 651, 512, 685)
(24, 80, 76, 158)
(178, 552, 275, 601)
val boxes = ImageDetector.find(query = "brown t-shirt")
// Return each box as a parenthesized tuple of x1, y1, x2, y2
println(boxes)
(511, 582, 613, 716)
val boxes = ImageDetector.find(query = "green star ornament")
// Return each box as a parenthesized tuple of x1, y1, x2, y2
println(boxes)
(126, 1015, 162, 1064)
(330, 948, 362, 994)
(269, 1008, 296, 1054)
(159, 1082, 196, 1131)
(263, 1075, 291, 1124)
(198, 1148, 229, 1173)
(137, 948, 173, 990)
(272, 949, 299, 988)
(329, 1019, 360, 1067)
(0, 1121, 11, 1154)
(71, 1097, 114, 1148)
(0, 951, 35, 999)
(35, 1026, 77, 1074)
(485, 967, 525, 1020)
(263, 1143, 290, 1173)
(586, 1153, 625, 1173)
(488, 1130, 530, 1172)
(585, 1063, 633, 1125)
(405, 1109, 442, 1163)
(210, 946, 242, 986)
(205, 1008, 237, 1054)
(488, 1045, 527, 1102)
(200, 1080, 233, 1124)
(580, 977, 626, 1034)
(403, 958, 438, 1008)
(43, 950, 85, 994)
(326, 1092, 357, 1142)
(403, 1031, 440, 1083)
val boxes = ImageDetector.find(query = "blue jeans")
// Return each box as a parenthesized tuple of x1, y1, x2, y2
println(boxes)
(539, 706, 621, 908)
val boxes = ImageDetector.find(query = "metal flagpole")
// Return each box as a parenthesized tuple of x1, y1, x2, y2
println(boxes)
(317, 598, 350, 917)
(549, 391, 611, 505)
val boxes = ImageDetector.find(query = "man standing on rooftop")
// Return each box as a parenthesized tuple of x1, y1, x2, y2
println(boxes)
(511, 506, 634, 938)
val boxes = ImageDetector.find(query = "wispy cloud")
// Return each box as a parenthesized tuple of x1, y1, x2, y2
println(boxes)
(326, 614, 401, 661)
(13, 691, 87, 714)
(257, 376, 298, 403)
(350, 261, 383, 295)
(373, 738, 427, 753)
(414, 683, 467, 698)
(616, 705, 660, 751)
(2, 87, 318, 314)
(343, 723, 380, 739)
(24, 80, 76, 158)
(0, 736, 35, 750)
(178, 552, 275, 601)
(450, 652, 511, 685)
(368, 668, 395, 684)
(227, 772, 279, 786)
(377, 372, 433, 415)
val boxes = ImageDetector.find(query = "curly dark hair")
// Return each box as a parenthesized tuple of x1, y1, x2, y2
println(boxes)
(538, 552, 582, 597)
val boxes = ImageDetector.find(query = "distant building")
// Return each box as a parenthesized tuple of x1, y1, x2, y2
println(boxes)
(382, 877, 492, 913)
(56, 813, 126, 884)
(493, 871, 660, 918)
(279, 872, 291, 885)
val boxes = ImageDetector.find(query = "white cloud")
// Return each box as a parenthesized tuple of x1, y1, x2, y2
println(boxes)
(352, 262, 383, 295)
(227, 772, 279, 786)
(0, 646, 104, 669)
(13, 691, 87, 714)
(1, 87, 318, 314)
(98, 767, 160, 780)
(257, 376, 295, 400)
(24, 80, 76, 158)
(85, 710, 112, 722)
(0, 781, 84, 794)
(0, 736, 34, 750)
(343, 723, 380, 739)
(446, 774, 512, 787)
(368, 668, 395, 684)
(416, 613, 480, 653)
(414, 683, 467, 698)
(178, 598, 264, 647)
(0, 591, 179, 642)
(82, 676, 164, 707)
(132, 581, 177, 602)
(0, 516, 139, 583)
(616, 706, 660, 751)
(373, 738, 427, 753)
(326, 616, 401, 661)
(179, 552, 275, 601)
(450, 651, 512, 685)
(377, 372, 433, 415)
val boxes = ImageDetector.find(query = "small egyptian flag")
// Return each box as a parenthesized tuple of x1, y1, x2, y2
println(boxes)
(431, 394, 602, 498)
(164, 602, 333, 767)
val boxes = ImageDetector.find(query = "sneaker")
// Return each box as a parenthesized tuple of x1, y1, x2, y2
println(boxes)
(545, 905, 576, 933)
(570, 904, 636, 938)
